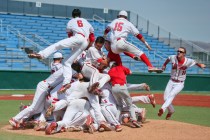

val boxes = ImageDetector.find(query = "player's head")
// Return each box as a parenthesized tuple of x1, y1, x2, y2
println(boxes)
(53, 52, 63, 62)
(72, 9, 81, 18)
(118, 10, 128, 19)
(95, 36, 105, 49)
(177, 47, 186, 58)
(104, 37, 111, 51)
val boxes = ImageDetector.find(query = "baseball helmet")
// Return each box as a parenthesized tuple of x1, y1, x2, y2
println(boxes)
(72, 9, 81, 18)
(53, 52, 63, 59)
(118, 10, 128, 17)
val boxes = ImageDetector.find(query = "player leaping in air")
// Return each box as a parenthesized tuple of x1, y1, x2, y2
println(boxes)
(104, 10, 162, 73)
(28, 9, 95, 93)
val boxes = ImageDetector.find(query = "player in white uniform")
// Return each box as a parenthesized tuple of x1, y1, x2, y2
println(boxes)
(158, 47, 206, 119)
(28, 9, 95, 93)
(9, 63, 64, 128)
(45, 80, 111, 135)
(50, 52, 63, 74)
(82, 36, 110, 93)
(104, 10, 162, 73)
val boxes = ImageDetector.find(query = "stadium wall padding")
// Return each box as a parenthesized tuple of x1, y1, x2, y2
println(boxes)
(0, 70, 210, 91)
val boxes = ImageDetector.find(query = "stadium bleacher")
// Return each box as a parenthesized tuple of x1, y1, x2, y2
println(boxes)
(0, 13, 209, 74)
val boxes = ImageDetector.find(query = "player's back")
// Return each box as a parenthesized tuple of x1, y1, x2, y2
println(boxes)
(66, 17, 94, 38)
(109, 18, 138, 40)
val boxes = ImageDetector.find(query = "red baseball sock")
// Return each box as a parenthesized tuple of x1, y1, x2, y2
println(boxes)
(140, 54, 153, 67)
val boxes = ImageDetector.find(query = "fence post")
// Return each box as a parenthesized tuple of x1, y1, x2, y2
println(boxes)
(168, 32, 171, 45)
(0, 20, 2, 33)
(147, 20, 149, 34)
(157, 26, 160, 40)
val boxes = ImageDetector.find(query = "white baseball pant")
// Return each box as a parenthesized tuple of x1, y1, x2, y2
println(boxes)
(81, 63, 110, 89)
(111, 39, 144, 56)
(161, 80, 184, 113)
(56, 99, 90, 131)
(13, 81, 49, 121)
(39, 34, 88, 85)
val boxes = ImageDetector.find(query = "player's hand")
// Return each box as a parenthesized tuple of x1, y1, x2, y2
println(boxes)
(200, 64, 206, 69)
(146, 45, 152, 51)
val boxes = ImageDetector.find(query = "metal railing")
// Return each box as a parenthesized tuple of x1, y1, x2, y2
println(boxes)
(129, 12, 210, 64)
(6, 25, 52, 67)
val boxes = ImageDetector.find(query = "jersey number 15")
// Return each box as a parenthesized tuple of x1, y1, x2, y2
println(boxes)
(114, 22, 124, 31)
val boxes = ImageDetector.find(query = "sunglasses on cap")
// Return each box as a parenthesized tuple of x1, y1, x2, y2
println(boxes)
(177, 50, 185, 53)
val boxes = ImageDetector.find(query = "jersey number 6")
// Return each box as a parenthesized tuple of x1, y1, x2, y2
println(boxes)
(77, 20, 83, 27)
(114, 22, 124, 31)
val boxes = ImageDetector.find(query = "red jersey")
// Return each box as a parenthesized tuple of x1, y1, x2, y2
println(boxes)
(108, 65, 131, 86)
(107, 50, 122, 65)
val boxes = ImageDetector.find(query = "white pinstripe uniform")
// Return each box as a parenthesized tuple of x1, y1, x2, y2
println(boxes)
(81, 46, 110, 89)
(100, 83, 121, 127)
(54, 81, 106, 131)
(161, 55, 197, 113)
(107, 18, 144, 57)
(38, 17, 94, 85)
(13, 65, 64, 123)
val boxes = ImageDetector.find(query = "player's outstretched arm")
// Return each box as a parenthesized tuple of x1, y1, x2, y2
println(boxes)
(162, 58, 170, 71)
(136, 34, 152, 50)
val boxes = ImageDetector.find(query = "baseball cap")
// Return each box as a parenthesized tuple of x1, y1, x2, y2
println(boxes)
(53, 52, 63, 59)
(119, 10, 128, 17)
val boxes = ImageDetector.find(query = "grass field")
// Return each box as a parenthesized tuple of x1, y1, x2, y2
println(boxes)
(0, 90, 210, 140)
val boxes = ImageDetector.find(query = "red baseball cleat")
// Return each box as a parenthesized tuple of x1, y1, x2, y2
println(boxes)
(158, 108, 164, 117)
(148, 67, 163, 73)
(9, 118, 20, 129)
(115, 125, 123, 132)
(166, 112, 174, 120)
(100, 121, 112, 131)
(45, 122, 57, 135)
(148, 94, 156, 108)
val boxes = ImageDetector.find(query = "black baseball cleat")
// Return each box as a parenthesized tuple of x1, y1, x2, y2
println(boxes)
(28, 53, 42, 59)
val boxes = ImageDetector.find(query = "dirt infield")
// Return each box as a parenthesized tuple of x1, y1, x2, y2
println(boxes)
(1, 93, 210, 107)
(2, 120, 210, 140)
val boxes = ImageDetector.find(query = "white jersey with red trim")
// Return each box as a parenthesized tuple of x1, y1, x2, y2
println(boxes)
(107, 18, 139, 41)
(169, 55, 196, 81)
(85, 46, 105, 67)
(66, 17, 94, 38)
(50, 62, 63, 74)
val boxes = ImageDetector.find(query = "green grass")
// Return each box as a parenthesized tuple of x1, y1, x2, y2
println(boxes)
(0, 90, 35, 95)
(138, 104, 210, 127)
(0, 99, 210, 139)
(131, 91, 210, 95)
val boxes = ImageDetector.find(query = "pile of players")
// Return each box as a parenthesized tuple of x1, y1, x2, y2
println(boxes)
(8, 9, 161, 135)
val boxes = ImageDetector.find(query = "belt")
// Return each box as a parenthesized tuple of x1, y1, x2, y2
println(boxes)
(171, 78, 183, 83)
(77, 32, 85, 38)
(112, 83, 126, 86)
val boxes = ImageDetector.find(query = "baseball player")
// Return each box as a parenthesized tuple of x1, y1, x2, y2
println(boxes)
(108, 61, 141, 128)
(45, 80, 111, 134)
(158, 47, 206, 120)
(51, 52, 63, 74)
(104, 10, 162, 73)
(28, 9, 95, 93)
(9, 58, 65, 128)
(81, 36, 110, 94)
